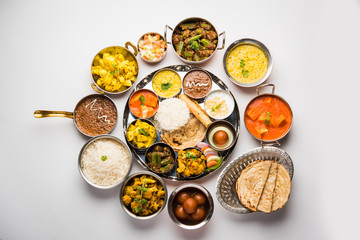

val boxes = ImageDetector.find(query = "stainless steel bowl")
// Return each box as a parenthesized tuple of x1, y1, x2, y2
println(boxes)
(216, 146, 294, 214)
(144, 142, 176, 175)
(137, 32, 167, 64)
(78, 135, 133, 189)
(125, 118, 157, 153)
(168, 183, 214, 229)
(119, 171, 168, 220)
(223, 38, 272, 87)
(165, 17, 225, 65)
(91, 43, 139, 95)
(244, 83, 293, 143)
(206, 120, 236, 151)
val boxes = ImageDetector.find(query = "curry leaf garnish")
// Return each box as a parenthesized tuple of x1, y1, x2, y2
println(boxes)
(101, 156, 107, 161)
(161, 82, 173, 90)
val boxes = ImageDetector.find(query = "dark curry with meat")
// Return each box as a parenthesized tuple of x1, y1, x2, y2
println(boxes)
(172, 20, 218, 61)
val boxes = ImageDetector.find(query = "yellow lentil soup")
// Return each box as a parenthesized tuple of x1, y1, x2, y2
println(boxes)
(226, 44, 268, 85)
(152, 70, 181, 98)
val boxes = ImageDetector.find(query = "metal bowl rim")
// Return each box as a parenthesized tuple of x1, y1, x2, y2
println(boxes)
(137, 32, 168, 63)
(168, 183, 214, 229)
(78, 134, 133, 189)
(169, 17, 222, 64)
(223, 38, 273, 88)
(243, 93, 293, 143)
(91, 45, 139, 95)
(119, 171, 168, 220)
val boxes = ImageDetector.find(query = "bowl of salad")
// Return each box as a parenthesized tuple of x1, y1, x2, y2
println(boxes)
(137, 32, 167, 63)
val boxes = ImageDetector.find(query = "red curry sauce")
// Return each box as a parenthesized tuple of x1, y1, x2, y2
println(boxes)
(245, 95, 292, 141)
(129, 89, 159, 118)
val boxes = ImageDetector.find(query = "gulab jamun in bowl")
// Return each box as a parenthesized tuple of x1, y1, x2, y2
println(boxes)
(168, 183, 214, 229)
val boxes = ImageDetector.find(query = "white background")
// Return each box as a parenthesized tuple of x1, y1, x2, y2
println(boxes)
(0, 0, 359, 239)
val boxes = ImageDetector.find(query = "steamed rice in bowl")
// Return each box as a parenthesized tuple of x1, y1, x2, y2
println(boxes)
(79, 135, 132, 189)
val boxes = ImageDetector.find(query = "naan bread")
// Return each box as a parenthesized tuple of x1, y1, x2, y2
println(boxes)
(257, 161, 278, 213)
(160, 116, 206, 151)
(236, 160, 272, 211)
(271, 163, 291, 212)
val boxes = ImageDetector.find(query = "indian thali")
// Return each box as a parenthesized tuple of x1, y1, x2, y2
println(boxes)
(123, 65, 240, 181)
(34, 16, 295, 225)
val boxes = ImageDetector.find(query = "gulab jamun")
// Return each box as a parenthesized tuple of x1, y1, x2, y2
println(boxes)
(174, 206, 188, 220)
(176, 191, 191, 205)
(193, 192, 207, 205)
(191, 207, 206, 222)
(183, 198, 198, 214)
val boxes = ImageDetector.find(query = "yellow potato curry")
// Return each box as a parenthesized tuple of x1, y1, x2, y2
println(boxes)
(91, 47, 138, 92)
(126, 119, 156, 148)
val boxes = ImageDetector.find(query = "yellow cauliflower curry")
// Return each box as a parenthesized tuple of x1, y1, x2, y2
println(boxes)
(177, 148, 206, 177)
(122, 175, 165, 216)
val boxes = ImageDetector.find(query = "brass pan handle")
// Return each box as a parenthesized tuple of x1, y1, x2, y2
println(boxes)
(256, 83, 275, 95)
(164, 25, 173, 44)
(217, 31, 226, 50)
(34, 110, 74, 119)
(91, 83, 105, 94)
(125, 41, 138, 56)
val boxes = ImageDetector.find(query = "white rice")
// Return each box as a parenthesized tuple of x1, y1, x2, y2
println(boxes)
(155, 98, 190, 132)
(81, 138, 130, 186)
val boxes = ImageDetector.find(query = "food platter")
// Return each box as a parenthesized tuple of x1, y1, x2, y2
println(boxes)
(216, 146, 294, 214)
(123, 65, 240, 181)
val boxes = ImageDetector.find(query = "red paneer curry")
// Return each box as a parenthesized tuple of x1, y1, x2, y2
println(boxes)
(245, 95, 292, 141)
(129, 90, 159, 118)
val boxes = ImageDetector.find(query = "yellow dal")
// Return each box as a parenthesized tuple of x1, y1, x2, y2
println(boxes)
(226, 44, 268, 84)
(152, 70, 181, 98)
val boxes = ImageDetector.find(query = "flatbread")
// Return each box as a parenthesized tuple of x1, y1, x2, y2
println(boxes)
(160, 116, 206, 151)
(178, 94, 212, 128)
(257, 161, 278, 213)
(271, 163, 291, 212)
(236, 160, 272, 211)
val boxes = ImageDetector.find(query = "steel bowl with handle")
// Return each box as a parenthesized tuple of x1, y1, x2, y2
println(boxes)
(164, 17, 225, 65)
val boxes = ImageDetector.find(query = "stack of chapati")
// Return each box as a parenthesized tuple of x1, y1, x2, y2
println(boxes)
(235, 160, 291, 213)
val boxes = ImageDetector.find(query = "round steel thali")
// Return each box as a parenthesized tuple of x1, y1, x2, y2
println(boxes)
(123, 65, 240, 181)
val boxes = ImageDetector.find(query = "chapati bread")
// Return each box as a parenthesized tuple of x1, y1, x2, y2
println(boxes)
(235, 160, 272, 211)
(257, 161, 278, 213)
(235, 160, 292, 213)
(271, 163, 291, 212)
(160, 116, 206, 151)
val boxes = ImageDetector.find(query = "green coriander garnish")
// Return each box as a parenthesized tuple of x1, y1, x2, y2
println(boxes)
(240, 59, 245, 68)
(138, 128, 149, 136)
(161, 82, 173, 90)
(139, 94, 145, 106)
(266, 112, 271, 116)
(212, 103, 222, 112)
(134, 178, 149, 213)
(101, 156, 107, 161)
(242, 69, 249, 78)
(264, 117, 271, 125)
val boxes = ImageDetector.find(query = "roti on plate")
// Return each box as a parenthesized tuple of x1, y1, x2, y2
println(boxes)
(235, 160, 272, 211)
